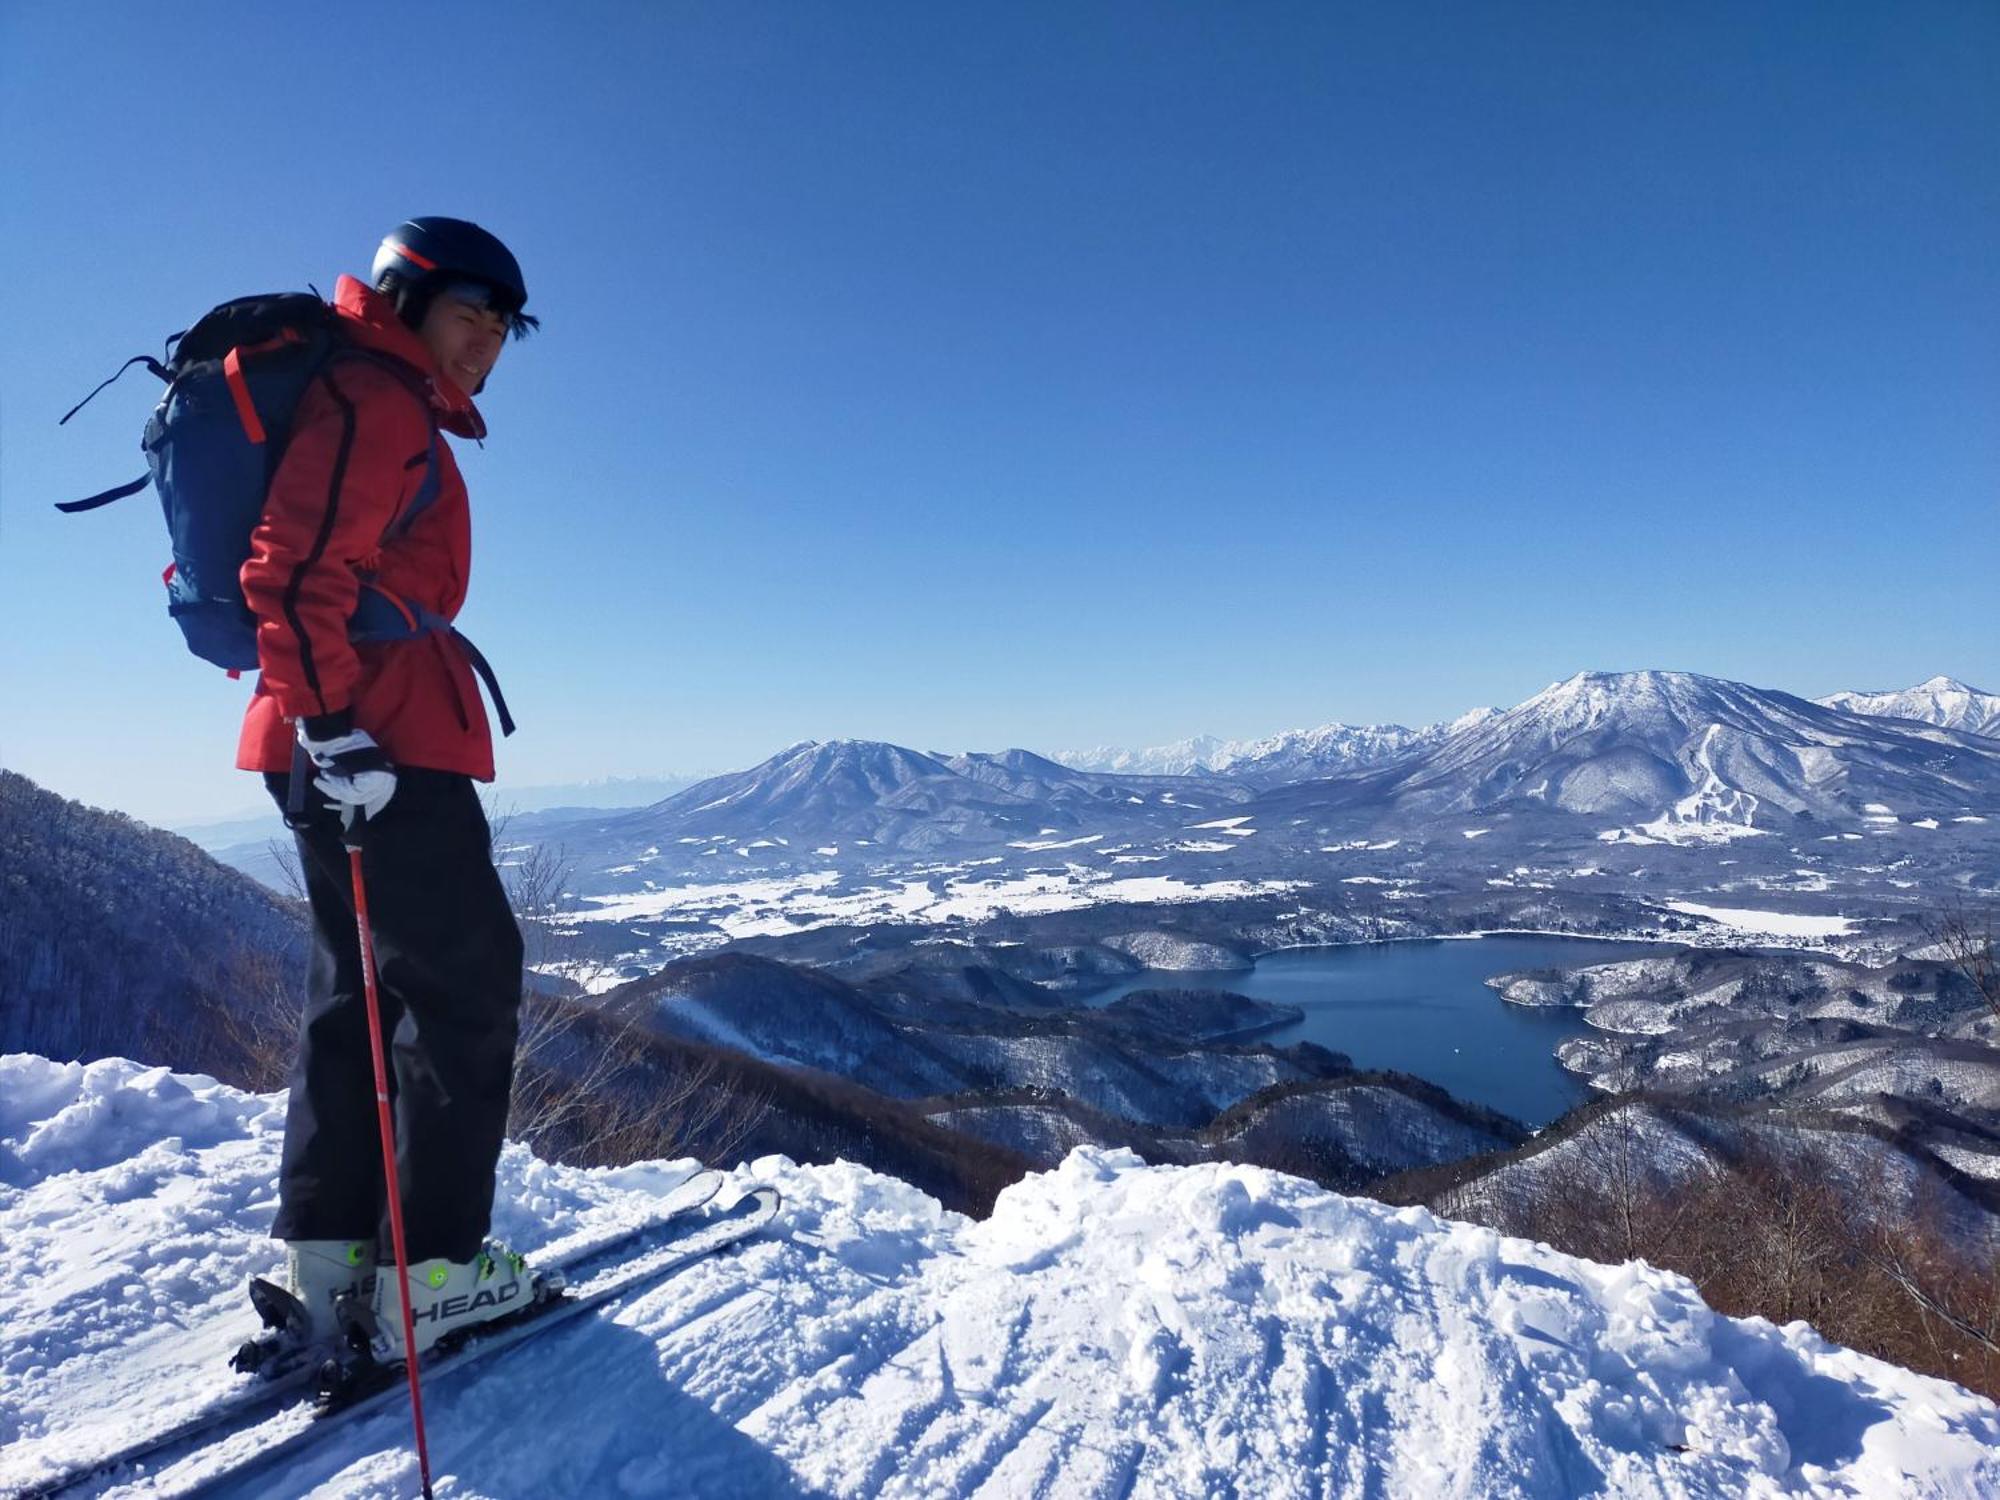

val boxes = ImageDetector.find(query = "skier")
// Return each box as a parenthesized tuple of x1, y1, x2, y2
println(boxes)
(237, 217, 539, 1363)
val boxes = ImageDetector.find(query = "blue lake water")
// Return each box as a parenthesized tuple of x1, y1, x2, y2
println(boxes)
(1083, 936, 1671, 1127)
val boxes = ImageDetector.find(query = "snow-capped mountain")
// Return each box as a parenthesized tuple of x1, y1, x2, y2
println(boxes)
(940, 747, 1251, 810)
(586, 740, 1255, 863)
(1362, 669, 2000, 833)
(1057, 733, 1237, 777)
(1057, 710, 1502, 784)
(6, 1053, 1995, 1497)
(610, 739, 1046, 854)
(1819, 675, 2000, 741)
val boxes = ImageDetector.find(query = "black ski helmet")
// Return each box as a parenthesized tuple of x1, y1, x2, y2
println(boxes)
(372, 217, 537, 338)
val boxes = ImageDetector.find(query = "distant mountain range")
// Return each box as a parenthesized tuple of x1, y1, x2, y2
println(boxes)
(564, 671, 2000, 865)
(1057, 709, 1502, 784)
(572, 739, 1256, 861)
(1817, 675, 2000, 741)
(173, 771, 711, 850)
(1063, 674, 1998, 782)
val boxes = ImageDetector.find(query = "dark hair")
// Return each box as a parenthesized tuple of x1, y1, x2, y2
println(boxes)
(376, 271, 540, 341)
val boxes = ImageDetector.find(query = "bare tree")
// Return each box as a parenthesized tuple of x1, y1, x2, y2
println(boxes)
(489, 809, 769, 1168)
(1925, 899, 2000, 1021)
(155, 937, 303, 1092)
(1516, 1105, 1685, 1265)
(264, 835, 307, 903)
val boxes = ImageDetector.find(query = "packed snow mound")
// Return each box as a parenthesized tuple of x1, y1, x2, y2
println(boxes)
(3, 1054, 1997, 1498)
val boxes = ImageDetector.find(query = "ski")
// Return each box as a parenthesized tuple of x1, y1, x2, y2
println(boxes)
(173, 1186, 780, 1498)
(21, 1168, 725, 1500)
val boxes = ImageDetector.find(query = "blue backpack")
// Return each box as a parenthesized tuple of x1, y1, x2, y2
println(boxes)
(59, 292, 512, 732)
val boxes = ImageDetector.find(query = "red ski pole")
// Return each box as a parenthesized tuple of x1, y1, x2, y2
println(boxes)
(348, 842, 436, 1499)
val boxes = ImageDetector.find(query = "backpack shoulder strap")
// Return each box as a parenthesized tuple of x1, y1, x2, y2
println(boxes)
(391, 430, 445, 540)
(320, 347, 444, 540)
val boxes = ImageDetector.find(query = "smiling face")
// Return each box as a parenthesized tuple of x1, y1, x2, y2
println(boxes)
(416, 290, 509, 397)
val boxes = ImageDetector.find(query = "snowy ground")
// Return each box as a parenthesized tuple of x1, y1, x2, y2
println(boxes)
(564, 865, 1308, 935)
(3, 1054, 1996, 1499)
(1661, 901, 1857, 940)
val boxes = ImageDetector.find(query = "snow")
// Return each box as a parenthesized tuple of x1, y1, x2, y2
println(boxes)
(4, 1055, 1996, 1498)
(558, 867, 1308, 940)
(526, 960, 630, 997)
(1663, 902, 1856, 938)
(1187, 816, 1256, 836)
(1628, 814, 1769, 846)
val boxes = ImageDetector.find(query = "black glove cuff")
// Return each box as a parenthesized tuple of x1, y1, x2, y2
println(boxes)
(302, 708, 355, 741)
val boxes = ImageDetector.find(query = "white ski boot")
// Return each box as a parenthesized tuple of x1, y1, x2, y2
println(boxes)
(368, 1240, 537, 1361)
(232, 1238, 377, 1374)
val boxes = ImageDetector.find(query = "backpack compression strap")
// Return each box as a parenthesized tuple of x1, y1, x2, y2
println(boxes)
(53, 351, 176, 510)
(56, 474, 151, 513)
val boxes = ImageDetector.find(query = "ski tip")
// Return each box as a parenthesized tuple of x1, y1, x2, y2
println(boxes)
(722, 1183, 783, 1222)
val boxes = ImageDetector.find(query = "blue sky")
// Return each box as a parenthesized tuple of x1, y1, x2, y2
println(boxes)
(3, 1, 1995, 825)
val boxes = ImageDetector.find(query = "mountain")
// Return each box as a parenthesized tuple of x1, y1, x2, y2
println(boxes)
(1055, 733, 1235, 777)
(609, 739, 1046, 854)
(1056, 709, 1502, 784)
(1819, 675, 2000, 741)
(1349, 669, 2000, 833)
(939, 747, 1252, 810)
(6, 1053, 1996, 1497)
(1204, 712, 1504, 787)
(0, 770, 305, 1075)
(602, 951, 1345, 1129)
(579, 739, 1260, 867)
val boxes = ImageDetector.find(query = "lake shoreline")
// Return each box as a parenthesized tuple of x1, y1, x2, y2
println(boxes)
(1077, 933, 1682, 1126)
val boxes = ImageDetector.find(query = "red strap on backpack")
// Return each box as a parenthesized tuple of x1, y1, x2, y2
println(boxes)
(220, 329, 305, 445)
(221, 348, 266, 444)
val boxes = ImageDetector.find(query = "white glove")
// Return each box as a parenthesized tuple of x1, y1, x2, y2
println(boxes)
(297, 714, 397, 829)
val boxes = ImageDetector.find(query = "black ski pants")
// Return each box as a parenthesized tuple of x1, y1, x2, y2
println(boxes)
(265, 768, 524, 1264)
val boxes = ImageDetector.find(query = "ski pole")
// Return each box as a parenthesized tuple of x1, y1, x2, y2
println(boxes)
(348, 841, 436, 1499)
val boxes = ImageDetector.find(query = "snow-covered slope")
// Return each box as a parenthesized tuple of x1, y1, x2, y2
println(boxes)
(1819, 676, 2000, 741)
(620, 738, 1040, 853)
(5, 1054, 1996, 1498)
(1379, 669, 2000, 830)
(583, 740, 1256, 865)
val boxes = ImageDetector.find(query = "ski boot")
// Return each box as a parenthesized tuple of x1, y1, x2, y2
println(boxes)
(232, 1238, 377, 1377)
(363, 1240, 550, 1363)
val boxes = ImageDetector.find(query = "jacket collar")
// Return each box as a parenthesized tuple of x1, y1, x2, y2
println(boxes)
(331, 275, 486, 440)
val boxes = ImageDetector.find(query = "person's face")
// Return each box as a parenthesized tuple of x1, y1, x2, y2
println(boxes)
(418, 292, 508, 396)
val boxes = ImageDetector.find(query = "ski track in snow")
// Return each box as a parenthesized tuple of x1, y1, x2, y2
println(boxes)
(3, 1055, 1997, 1499)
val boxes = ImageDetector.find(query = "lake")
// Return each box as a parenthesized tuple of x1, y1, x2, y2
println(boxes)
(1082, 935, 1672, 1127)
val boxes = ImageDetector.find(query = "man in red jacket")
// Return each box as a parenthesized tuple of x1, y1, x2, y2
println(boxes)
(239, 217, 538, 1362)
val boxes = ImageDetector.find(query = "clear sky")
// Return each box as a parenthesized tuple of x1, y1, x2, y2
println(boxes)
(3, 1, 1995, 826)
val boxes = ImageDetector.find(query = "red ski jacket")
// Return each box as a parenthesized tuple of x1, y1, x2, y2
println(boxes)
(236, 276, 497, 781)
